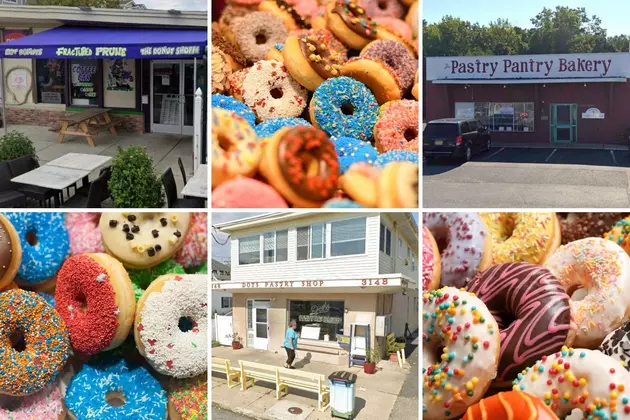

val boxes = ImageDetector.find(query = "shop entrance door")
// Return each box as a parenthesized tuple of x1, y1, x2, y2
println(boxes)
(253, 302, 270, 350)
(151, 60, 197, 135)
(550, 103, 578, 143)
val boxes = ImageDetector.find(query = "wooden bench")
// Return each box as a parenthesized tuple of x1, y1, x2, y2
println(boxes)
(57, 108, 120, 147)
(239, 360, 330, 411)
(211, 357, 240, 389)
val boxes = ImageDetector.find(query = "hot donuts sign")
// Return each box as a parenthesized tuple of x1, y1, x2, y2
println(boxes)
(426, 53, 630, 80)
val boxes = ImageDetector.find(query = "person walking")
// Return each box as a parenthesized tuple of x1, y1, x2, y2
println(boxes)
(284, 320, 298, 369)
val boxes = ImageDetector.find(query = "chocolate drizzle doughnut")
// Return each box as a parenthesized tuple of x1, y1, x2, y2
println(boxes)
(276, 0, 310, 28)
(467, 262, 572, 384)
(332, 0, 378, 39)
(277, 126, 340, 201)
(600, 322, 630, 371)
(297, 34, 344, 78)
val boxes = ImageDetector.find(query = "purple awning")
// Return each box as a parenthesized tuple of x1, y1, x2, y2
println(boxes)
(0, 26, 207, 59)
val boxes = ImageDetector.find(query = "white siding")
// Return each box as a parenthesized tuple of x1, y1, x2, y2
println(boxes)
(391, 290, 419, 337)
(378, 215, 418, 282)
(230, 213, 381, 282)
(211, 291, 233, 316)
(378, 218, 394, 275)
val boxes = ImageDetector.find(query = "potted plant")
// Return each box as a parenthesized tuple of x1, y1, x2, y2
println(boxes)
(387, 333, 406, 362)
(227, 332, 242, 350)
(0, 131, 36, 162)
(108, 145, 165, 208)
(364, 345, 380, 374)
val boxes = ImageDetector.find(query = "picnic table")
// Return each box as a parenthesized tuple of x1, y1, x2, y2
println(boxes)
(57, 108, 120, 147)
(181, 164, 207, 199)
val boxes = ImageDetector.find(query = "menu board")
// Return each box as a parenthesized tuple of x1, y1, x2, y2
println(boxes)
(71, 61, 97, 105)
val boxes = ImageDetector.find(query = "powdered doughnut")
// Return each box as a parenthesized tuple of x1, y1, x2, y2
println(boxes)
(231, 12, 288, 63)
(211, 94, 256, 127)
(423, 212, 493, 288)
(212, 49, 232, 94)
(55, 254, 135, 355)
(100, 213, 191, 270)
(66, 359, 167, 420)
(212, 177, 289, 208)
(167, 373, 208, 420)
(544, 237, 630, 348)
(374, 99, 419, 152)
(556, 213, 624, 244)
(211, 108, 261, 187)
(174, 213, 207, 270)
(0, 214, 21, 291)
(512, 348, 630, 419)
(422, 287, 501, 419)
(135, 274, 208, 378)
(361, 39, 417, 92)
(467, 262, 572, 386)
(0, 379, 65, 419)
(461, 391, 557, 420)
(260, 126, 340, 207)
(599, 322, 630, 370)
(422, 226, 440, 291)
(242, 60, 308, 121)
(0, 289, 70, 396)
(66, 213, 104, 255)
(310, 76, 379, 141)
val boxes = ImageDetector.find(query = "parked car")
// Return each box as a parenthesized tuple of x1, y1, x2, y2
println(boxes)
(423, 118, 491, 162)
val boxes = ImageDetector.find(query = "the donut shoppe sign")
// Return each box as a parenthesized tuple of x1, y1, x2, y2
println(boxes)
(426, 53, 630, 80)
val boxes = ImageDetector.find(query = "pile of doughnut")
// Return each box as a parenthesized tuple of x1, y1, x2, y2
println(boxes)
(422, 212, 630, 420)
(0, 212, 208, 420)
(211, 0, 419, 208)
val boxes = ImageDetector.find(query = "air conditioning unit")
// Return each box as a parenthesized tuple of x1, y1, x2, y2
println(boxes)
(375, 314, 392, 337)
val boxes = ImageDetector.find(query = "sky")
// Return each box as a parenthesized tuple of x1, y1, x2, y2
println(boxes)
(142, 0, 207, 11)
(423, 0, 630, 36)
(211, 212, 420, 262)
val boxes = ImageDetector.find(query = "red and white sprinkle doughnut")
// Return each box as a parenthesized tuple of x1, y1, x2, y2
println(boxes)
(174, 213, 207, 269)
(135, 274, 207, 379)
(374, 99, 419, 152)
(242, 60, 308, 121)
(66, 213, 104, 255)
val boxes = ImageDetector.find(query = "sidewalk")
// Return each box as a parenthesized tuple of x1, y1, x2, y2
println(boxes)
(211, 346, 414, 420)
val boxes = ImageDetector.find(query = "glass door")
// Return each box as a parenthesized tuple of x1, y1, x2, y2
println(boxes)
(550, 103, 578, 143)
(253, 304, 269, 350)
(182, 61, 197, 136)
(152, 61, 183, 134)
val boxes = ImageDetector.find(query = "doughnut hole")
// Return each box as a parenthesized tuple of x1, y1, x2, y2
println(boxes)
(566, 284, 589, 301)
(217, 133, 235, 153)
(270, 88, 283, 99)
(403, 127, 418, 141)
(75, 291, 88, 312)
(105, 391, 126, 407)
(9, 330, 26, 352)
(255, 32, 268, 45)
(178, 316, 195, 332)
(428, 226, 449, 254)
(299, 152, 320, 177)
(26, 230, 38, 246)
(341, 103, 355, 116)
(378, 1, 387, 9)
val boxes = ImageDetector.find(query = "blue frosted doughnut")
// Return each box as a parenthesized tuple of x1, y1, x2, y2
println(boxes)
(37, 291, 55, 307)
(66, 358, 167, 420)
(374, 150, 419, 167)
(311, 76, 379, 141)
(323, 199, 364, 208)
(332, 136, 379, 173)
(255, 117, 311, 138)
(211, 94, 256, 127)
(3, 212, 69, 285)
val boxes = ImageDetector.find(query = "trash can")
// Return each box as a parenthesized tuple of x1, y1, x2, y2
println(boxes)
(328, 371, 358, 419)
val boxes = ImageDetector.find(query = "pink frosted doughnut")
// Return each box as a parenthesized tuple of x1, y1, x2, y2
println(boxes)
(374, 100, 419, 152)
(286, 0, 319, 17)
(174, 212, 208, 269)
(0, 379, 64, 419)
(360, 0, 404, 18)
(373, 17, 411, 40)
(65, 213, 104, 255)
(242, 60, 308, 121)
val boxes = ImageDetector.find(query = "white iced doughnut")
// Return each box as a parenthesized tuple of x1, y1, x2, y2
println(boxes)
(512, 348, 630, 418)
(422, 287, 501, 420)
(544, 238, 630, 348)
(423, 213, 492, 288)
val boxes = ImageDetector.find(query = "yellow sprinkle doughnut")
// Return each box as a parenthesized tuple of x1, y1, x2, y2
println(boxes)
(480, 212, 561, 265)
(211, 108, 261, 188)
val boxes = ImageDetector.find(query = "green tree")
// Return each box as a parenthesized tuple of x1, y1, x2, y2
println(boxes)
(528, 7, 607, 53)
(478, 19, 527, 55)
(34, 0, 121, 8)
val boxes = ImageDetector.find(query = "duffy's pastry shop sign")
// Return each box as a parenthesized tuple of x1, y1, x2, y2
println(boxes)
(426, 53, 630, 80)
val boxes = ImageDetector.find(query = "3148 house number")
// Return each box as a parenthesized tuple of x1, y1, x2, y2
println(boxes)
(361, 279, 389, 286)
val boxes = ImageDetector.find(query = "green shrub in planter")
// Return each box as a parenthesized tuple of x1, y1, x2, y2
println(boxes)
(0, 131, 36, 161)
(108, 145, 165, 208)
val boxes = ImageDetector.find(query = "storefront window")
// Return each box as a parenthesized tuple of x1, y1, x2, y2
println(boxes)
(331, 218, 366, 257)
(239, 235, 260, 265)
(289, 300, 344, 341)
(456, 102, 535, 132)
(70, 59, 99, 106)
(35, 59, 66, 104)
(103, 58, 136, 109)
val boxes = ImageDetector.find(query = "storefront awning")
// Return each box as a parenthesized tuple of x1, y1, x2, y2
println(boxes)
(431, 78, 627, 85)
(0, 26, 207, 59)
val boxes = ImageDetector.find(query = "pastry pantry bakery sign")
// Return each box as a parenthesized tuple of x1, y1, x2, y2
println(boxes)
(426, 53, 630, 80)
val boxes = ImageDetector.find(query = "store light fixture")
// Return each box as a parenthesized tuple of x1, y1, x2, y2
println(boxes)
(584, 83, 587, 87)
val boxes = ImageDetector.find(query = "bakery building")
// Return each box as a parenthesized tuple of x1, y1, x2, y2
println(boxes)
(212, 212, 419, 363)
(0, 4, 206, 134)
(425, 52, 630, 146)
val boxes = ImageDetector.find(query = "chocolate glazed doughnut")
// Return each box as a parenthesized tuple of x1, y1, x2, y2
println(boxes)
(260, 126, 340, 207)
(466, 262, 572, 387)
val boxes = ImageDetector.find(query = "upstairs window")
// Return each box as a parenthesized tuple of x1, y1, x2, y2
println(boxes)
(239, 235, 260, 265)
(331, 218, 366, 257)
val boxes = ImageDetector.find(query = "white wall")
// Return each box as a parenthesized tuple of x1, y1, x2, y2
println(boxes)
(230, 213, 381, 282)
(391, 290, 419, 337)
(211, 290, 232, 316)
(378, 215, 418, 282)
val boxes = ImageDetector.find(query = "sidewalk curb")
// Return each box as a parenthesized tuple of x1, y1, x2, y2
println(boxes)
(213, 401, 267, 420)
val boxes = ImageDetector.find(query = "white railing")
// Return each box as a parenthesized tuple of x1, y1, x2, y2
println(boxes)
(193, 87, 203, 172)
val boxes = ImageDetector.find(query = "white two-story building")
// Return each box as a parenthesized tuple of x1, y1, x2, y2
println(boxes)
(212, 212, 419, 364)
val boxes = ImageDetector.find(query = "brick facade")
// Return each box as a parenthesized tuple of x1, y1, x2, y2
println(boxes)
(5, 108, 145, 133)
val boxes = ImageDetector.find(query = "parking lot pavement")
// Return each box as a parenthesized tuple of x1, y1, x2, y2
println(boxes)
(423, 147, 630, 207)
